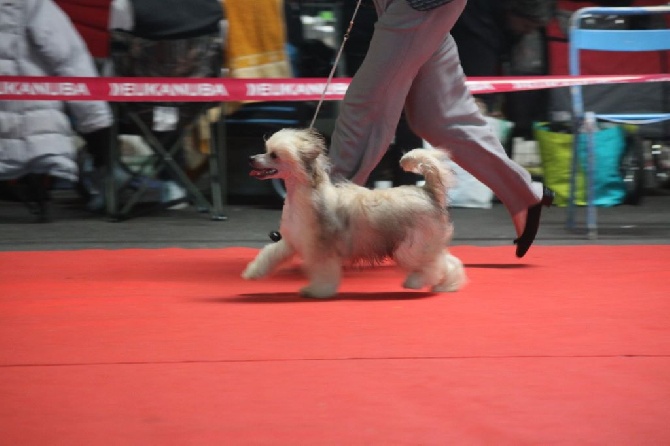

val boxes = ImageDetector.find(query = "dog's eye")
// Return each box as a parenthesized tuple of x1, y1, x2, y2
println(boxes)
(270, 152, 278, 160)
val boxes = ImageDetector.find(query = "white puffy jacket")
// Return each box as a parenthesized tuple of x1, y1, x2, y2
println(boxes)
(0, 0, 112, 181)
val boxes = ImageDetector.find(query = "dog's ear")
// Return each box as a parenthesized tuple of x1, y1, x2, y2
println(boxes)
(303, 127, 325, 144)
(293, 128, 330, 185)
(293, 128, 325, 163)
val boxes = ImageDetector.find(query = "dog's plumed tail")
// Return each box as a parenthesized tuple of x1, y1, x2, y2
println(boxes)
(399, 148, 454, 208)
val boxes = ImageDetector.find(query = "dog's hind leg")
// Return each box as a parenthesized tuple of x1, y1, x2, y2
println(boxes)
(402, 271, 426, 290)
(431, 252, 466, 292)
(242, 240, 294, 280)
(300, 257, 342, 298)
(394, 241, 435, 290)
(397, 248, 465, 293)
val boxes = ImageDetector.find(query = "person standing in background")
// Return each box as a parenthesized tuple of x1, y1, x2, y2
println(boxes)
(0, 0, 113, 221)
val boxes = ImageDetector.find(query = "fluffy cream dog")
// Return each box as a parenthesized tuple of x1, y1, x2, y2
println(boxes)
(242, 128, 466, 298)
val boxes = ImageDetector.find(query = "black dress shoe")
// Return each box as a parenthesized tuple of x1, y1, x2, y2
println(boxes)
(514, 187, 554, 258)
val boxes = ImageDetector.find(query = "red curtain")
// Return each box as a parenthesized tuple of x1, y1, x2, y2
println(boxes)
(547, 0, 668, 75)
(55, 0, 112, 58)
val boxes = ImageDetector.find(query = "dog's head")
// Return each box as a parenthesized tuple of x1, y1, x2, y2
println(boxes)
(249, 128, 330, 185)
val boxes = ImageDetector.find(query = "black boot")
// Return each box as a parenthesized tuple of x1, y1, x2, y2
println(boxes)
(514, 187, 554, 258)
(22, 174, 53, 223)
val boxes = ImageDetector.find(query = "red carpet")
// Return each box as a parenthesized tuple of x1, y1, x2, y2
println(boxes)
(1, 245, 669, 444)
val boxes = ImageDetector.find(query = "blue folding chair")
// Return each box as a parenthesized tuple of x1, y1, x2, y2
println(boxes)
(568, 5, 670, 238)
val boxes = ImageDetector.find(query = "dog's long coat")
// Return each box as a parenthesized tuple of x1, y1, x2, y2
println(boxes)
(242, 128, 466, 298)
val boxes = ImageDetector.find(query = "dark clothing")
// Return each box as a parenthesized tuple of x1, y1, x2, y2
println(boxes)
(131, 0, 222, 39)
(451, 0, 508, 77)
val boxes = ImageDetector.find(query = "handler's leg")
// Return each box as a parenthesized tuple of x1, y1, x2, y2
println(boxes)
(404, 33, 545, 234)
(329, 0, 467, 184)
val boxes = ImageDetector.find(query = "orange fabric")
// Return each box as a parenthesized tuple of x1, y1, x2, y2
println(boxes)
(223, 0, 292, 78)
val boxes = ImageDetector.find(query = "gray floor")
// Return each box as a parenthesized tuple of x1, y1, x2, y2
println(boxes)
(1, 188, 669, 252)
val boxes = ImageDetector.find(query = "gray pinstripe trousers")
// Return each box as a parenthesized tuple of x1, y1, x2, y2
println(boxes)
(329, 0, 544, 220)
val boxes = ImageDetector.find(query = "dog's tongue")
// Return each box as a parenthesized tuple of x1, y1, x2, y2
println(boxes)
(249, 168, 276, 178)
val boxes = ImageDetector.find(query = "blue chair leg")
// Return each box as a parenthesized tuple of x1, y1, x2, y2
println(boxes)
(584, 112, 598, 239)
(567, 119, 581, 231)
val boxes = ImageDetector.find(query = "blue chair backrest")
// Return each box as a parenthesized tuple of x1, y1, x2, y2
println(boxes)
(569, 6, 670, 119)
(569, 6, 670, 75)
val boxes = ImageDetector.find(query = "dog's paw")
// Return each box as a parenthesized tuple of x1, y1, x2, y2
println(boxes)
(299, 283, 338, 299)
(431, 277, 463, 292)
(241, 262, 264, 280)
(432, 255, 466, 292)
(402, 273, 425, 290)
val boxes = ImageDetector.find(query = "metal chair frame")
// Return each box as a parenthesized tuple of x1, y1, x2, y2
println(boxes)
(568, 5, 670, 238)
(105, 31, 227, 221)
(106, 103, 227, 221)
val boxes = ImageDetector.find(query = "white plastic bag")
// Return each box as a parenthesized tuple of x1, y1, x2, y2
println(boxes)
(423, 117, 512, 208)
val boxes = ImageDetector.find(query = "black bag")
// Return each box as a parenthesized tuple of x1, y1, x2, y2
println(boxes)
(406, 0, 454, 11)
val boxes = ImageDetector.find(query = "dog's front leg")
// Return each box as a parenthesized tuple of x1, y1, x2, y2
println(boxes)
(242, 240, 294, 280)
(300, 257, 342, 299)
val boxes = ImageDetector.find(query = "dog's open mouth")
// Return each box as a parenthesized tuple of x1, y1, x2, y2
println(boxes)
(249, 168, 277, 179)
